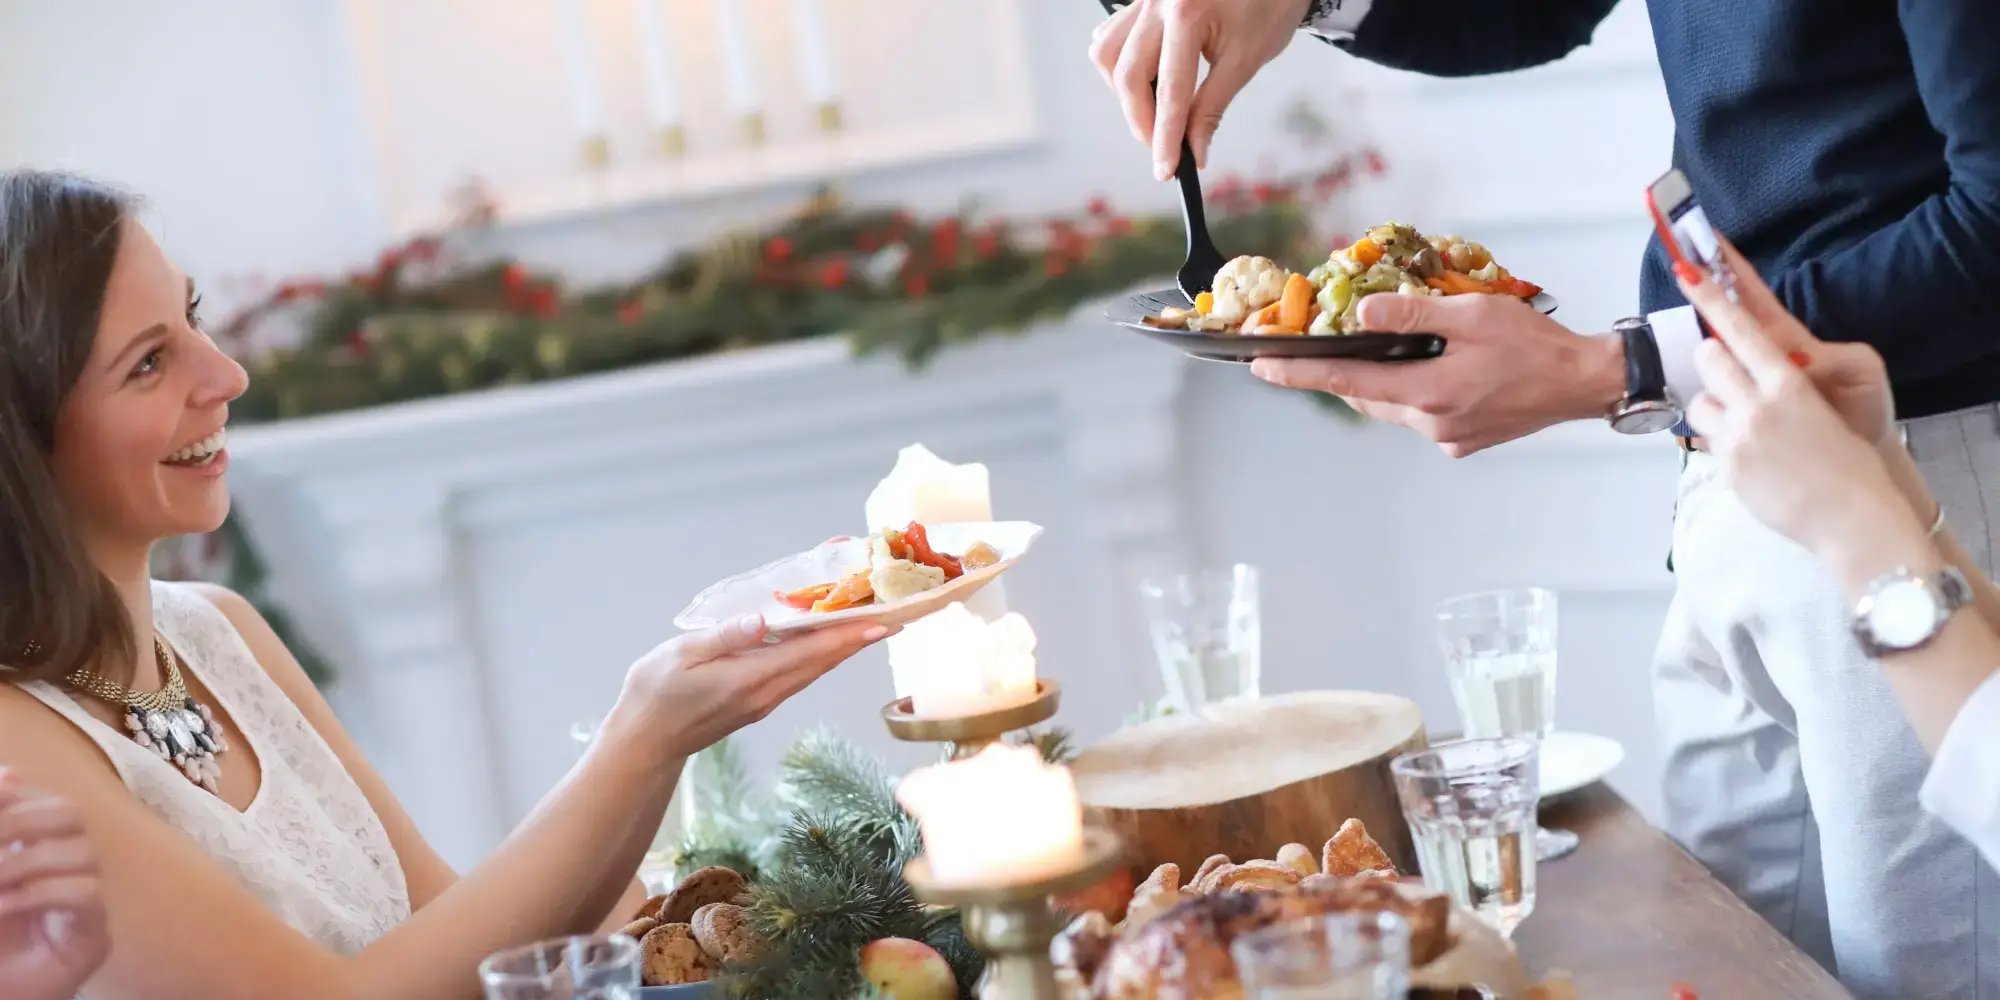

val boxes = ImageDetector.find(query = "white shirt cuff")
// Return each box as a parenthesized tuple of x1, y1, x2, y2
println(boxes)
(1649, 304, 1705, 413)
(1302, 0, 1375, 40)
(1919, 670, 2000, 872)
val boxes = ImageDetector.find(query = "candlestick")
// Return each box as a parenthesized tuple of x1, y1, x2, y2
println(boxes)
(902, 828, 1124, 1000)
(788, 0, 838, 104)
(632, 0, 687, 157)
(712, 0, 761, 116)
(883, 679, 1061, 760)
(555, 0, 607, 152)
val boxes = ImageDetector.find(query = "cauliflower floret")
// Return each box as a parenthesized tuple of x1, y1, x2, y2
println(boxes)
(868, 533, 946, 602)
(1207, 255, 1287, 324)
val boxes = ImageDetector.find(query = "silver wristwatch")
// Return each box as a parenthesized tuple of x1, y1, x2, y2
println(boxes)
(1607, 317, 1682, 434)
(1851, 566, 1973, 657)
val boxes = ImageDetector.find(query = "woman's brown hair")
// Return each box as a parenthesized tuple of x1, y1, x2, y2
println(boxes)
(0, 169, 139, 685)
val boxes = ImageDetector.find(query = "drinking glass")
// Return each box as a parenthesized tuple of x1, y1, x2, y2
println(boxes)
(1231, 910, 1412, 999)
(480, 935, 640, 1000)
(1138, 564, 1262, 716)
(1435, 588, 1576, 861)
(1391, 738, 1539, 938)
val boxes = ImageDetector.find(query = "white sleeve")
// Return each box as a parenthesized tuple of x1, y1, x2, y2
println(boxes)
(1301, 0, 1376, 40)
(1648, 304, 1705, 409)
(1918, 670, 2000, 874)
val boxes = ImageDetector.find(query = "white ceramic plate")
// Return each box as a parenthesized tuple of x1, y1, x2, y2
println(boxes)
(1538, 730, 1625, 802)
(674, 521, 1043, 636)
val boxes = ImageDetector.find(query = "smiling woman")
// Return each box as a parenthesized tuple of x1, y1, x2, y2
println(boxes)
(0, 168, 890, 998)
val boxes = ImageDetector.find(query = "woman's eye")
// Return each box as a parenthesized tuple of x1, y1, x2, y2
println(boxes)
(133, 347, 165, 378)
(186, 293, 204, 328)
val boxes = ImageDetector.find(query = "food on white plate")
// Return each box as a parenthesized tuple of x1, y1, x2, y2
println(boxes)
(1142, 222, 1544, 337)
(774, 522, 997, 613)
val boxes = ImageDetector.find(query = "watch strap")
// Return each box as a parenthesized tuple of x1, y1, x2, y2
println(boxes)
(1614, 316, 1668, 403)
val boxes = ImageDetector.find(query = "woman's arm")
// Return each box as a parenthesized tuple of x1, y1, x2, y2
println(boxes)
(1873, 445, 2000, 639)
(0, 607, 883, 999)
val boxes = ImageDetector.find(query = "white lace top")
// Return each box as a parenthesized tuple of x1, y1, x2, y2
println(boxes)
(19, 581, 411, 954)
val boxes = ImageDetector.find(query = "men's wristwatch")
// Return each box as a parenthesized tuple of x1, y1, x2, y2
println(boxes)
(1605, 316, 1682, 435)
(1852, 566, 1973, 657)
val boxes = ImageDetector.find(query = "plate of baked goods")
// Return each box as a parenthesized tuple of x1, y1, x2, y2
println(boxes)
(1052, 818, 1582, 999)
(675, 520, 1042, 636)
(614, 865, 753, 995)
(1107, 222, 1557, 364)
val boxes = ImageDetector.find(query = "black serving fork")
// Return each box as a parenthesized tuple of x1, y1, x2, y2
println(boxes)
(1095, 0, 1228, 300)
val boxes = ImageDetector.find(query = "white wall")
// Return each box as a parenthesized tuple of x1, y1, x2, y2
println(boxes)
(4, 1, 1685, 859)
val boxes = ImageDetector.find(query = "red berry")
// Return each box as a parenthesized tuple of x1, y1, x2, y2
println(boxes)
(819, 259, 850, 290)
(1086, 196, 1111, 217)
(617, 300, 645, 326)
(501, 263, 529, 291)
(763, 236, 793, 263)
(974, 234, 1001, 259)
(377, 248, 403, 272)
(905, 275, 930, 297)
(529, 287, 559, 318)
(1365, 150, 1388, 176)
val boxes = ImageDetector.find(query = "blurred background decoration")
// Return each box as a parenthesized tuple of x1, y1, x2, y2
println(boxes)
(5, 0, 1683, 870)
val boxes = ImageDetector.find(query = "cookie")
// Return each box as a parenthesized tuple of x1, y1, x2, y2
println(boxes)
(1200, 859, 1302, 895)
(1188, 854, 1232, 890)
(639, 922, 714, 987)
(1275, 842, 1318, 877)
(638, 893, 669, 921)
(1322, 818, 1395, 878)
(661, 866, 747, 925)
(690, 902, 761, 966)
(618, 916, 660, 940)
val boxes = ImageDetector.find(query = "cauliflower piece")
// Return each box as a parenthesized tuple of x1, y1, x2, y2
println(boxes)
(1207, 255, 1287, 324)
(868, 534, 946, 602)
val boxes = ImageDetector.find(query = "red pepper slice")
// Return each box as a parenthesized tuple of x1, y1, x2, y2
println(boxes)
(901, 521, 963, 579)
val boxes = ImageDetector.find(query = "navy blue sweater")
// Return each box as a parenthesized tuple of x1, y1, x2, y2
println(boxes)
(1340, 0, 2000, 419)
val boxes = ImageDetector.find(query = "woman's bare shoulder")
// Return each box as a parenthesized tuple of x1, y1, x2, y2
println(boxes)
(0, 681, 124, 790)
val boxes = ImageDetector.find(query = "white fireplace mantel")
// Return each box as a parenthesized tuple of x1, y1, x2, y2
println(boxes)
(226, 311, 1192, 866)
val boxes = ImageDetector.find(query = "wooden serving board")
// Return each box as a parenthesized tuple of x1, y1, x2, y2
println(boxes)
(1070, 691, 1427, 876)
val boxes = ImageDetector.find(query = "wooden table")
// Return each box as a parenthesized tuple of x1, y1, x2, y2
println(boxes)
(1515, 785, 1850, 999)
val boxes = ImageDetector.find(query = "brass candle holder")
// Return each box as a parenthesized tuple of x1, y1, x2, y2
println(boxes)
(902, 827, 1124, 1000)
(881, 679, 1061, 759)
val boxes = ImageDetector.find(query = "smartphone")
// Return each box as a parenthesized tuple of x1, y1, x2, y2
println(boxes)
(1646, 167, 1737, 299)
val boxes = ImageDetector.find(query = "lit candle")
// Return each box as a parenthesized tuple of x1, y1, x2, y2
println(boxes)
(633, 0, 687, 154)
(712, 0, 761, 115)
(897, 604, 1039, 718)
(897, 744, 1085, 886)
(788, 0, 838, 105)
(865, 444, 1010, 697)
(555, 0, 607, 141)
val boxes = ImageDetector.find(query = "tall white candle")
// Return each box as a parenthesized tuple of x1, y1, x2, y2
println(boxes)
(712, 0, 761, 114)
(897, 604, 1039, 718)
(897, 744, 1085, 886)
(555, 0, 606, 138)
(865, 444, 1010, 699)
(788, 0, 837, 104)
(633, 0, 683, 130)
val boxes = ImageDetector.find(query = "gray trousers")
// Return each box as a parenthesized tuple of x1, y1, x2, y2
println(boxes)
(1655, 404, 2000, 999)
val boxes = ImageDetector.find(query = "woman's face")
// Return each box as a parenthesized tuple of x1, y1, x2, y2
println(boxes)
(50, 219, 247, 552)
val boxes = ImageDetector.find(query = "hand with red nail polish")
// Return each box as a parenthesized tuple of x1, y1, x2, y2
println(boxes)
(1673, 231, 1895, 451)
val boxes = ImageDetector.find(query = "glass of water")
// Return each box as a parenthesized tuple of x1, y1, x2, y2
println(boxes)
(1435, 588, 1576, 861)
(1231, 910, 1412, 999)
(1391, 738, 1539, 938)
(480, 935, 640, 1000)
(1139, 564, 1262, 716)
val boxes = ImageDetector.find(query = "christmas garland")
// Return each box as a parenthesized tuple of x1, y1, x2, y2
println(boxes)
(670, 727, 1074, 999)
(216, 150, 1383, 424)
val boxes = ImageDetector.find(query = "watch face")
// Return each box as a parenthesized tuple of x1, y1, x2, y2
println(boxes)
(1868, 580, 1942, 648)
(1612, 405, 1680, 435)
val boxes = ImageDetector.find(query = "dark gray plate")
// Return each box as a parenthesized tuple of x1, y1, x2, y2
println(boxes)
(1107, 287, 1559, 365)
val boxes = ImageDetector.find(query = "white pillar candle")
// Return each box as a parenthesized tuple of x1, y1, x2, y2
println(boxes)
(555, 0, 606, 139)
(897, 604, 1039, 718)
(897, 744, 1085, 886)
(865, 444, 1009, 698)
(633, 0, 683, 130)
(712, 0, 761, 115)
(788, 0, 837, 104)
